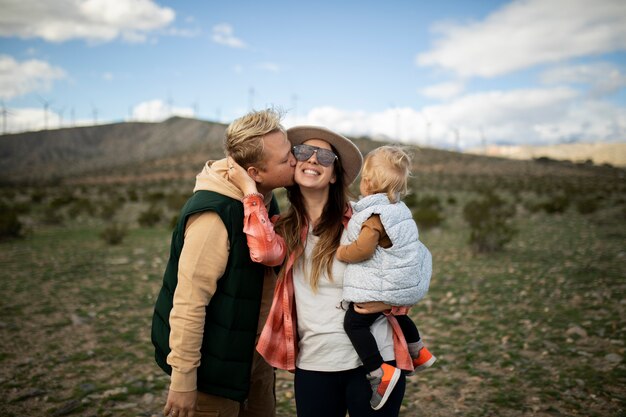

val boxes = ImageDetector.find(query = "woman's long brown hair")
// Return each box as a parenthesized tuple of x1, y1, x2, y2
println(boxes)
(275, 148, 348, 291)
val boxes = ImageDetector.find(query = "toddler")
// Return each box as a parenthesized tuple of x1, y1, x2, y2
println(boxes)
(337, 145, 436, 410)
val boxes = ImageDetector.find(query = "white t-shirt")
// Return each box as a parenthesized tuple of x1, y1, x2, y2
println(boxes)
(293, 228, 395, 371)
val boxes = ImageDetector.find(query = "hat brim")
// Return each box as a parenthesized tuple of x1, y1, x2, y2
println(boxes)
(287, 126, 363, 185)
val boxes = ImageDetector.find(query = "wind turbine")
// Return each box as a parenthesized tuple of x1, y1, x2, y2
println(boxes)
(0, 101, 14, 135)
(167, 93, 173, 118)
(55, 106, 66, 128)
(452, 127, 461, 151)
(421, 111, 432, 147)
(37, 95, 53, 130)
(479, 126, 487, 150)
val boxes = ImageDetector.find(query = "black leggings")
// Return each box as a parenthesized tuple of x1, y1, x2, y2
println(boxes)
(344, 303, 421, 372)
(294, 363, 406, 417)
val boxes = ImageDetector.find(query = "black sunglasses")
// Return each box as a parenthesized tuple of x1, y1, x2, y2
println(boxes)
(292, 144, 338, 167)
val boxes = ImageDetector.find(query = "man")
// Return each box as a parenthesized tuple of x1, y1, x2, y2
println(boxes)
(151, 109, 296, 417)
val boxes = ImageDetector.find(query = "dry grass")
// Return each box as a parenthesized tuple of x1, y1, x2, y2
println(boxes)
(0, 163, 624, 417)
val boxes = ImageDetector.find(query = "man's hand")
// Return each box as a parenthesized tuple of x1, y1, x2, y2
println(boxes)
(227, 156, 259, 196)
(164, 389, 197, 417)
(353, 301, 392, 314)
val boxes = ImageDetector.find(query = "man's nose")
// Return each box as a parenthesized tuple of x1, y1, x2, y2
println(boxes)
(289, 153, 297, 167)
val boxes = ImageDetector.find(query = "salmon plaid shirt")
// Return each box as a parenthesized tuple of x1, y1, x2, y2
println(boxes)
(243, 195, 413, 372)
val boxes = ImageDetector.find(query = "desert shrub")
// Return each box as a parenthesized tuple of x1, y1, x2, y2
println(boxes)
(540, 194, 571, 214)
(126, 188, 139, 202)
(447, 195, 457, 205)
(0, 204, 23, 239)
(463, 193, 517, 253)
(68, 198, 95, 218)
(166, 192, 189, 211)
(411, 195, 445, 230)
(43, 206, 64, 225)
(100, 223, 128, 245)
(100, 202, 120, 220)
(575, 198, 599, 215)
(30, 189, 46, 204)
(138, 205, 162, 227)
(145, 191, 166, 204)
(49, 192, 77, 210)
(170, 214, 179, 229)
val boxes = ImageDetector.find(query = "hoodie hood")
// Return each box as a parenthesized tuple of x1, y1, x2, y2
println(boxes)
(193, 158, 243, 200)
(193, 158, 273, 206)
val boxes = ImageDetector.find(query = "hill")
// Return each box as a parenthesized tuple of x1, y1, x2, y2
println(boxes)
(0, 117, 623, 184)
(0, 117, 227, 183)
(467, 142, 626, 167)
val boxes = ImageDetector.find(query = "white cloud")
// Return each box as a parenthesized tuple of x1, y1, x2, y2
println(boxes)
(0, 55, 66, 100)
(212, 23, 246, 48)
(541, 62, 626, 97)
(130, 99, 194, 122)
(0, 0, 175, 43)
(287, 87, 625, 148)
(416, 0, 626, 77)
(0, 106, 93, 133)
(420, 81, 464, 100)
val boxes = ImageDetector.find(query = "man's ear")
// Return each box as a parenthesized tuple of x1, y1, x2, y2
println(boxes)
(247, 166, 262, 183)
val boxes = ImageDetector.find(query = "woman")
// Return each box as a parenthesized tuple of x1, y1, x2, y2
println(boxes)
(228, 126, 409, 416)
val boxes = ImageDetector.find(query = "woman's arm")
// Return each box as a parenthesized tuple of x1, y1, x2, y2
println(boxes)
(228, 157, 287, 266)
(353, 302, 411, 316)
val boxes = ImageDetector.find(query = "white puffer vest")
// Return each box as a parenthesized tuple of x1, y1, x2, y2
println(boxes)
(341, 193, 432, 305)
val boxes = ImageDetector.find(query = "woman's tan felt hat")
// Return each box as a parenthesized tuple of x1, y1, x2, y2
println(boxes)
(287, 125, 363, 185)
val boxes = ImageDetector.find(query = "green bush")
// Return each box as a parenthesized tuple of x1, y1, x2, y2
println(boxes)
(166, 192, 189, 211)
(100, 223, 128, 245)
(575, 198, 599, 215)
(540, 194, 570, 214)
(410, 195, 445, 230)
(43, 206, 64, 225)
(49, 192, 77, 210)
(463, 193, 517, 253)
(99, 202, 120, 221)
(127, 188, 139, 202)
(138, 205, 162, 227)
(68, 198, 95, 218)
(0, 205, 23, 239)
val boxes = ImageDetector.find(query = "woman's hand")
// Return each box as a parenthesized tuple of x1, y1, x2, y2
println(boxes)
(353, 301, 392, 314)
(227, 156, 259, 196)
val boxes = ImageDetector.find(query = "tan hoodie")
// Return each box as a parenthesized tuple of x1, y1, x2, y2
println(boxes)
(167, 158, 277, 392)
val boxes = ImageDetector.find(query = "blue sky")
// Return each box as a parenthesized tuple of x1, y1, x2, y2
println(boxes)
(1, 0, 625, 149)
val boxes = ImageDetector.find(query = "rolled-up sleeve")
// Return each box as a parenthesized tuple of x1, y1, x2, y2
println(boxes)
(243, 194, 286, 267)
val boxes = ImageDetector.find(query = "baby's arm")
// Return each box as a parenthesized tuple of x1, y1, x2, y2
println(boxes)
(336, 214, 384, 263)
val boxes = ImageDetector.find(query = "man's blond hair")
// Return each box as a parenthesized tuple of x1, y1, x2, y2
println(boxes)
(224, 108, 285, 168)
(362, 145, 412, 203)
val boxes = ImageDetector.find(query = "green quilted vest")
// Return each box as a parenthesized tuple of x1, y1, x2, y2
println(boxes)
(151, 190, 279, 402)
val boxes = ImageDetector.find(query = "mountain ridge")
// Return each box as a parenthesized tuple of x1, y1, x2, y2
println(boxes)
(0, 117, 622, 185)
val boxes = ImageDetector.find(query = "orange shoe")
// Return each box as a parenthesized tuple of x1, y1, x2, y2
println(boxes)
(367, 363, 401, 410)
(407, 347, 436, 376)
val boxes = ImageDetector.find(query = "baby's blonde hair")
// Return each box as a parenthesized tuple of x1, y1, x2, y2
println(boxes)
(224, 108, 285, 169)
(362, 145, 412, 203)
